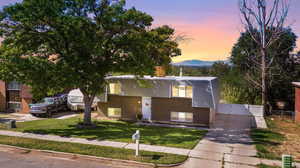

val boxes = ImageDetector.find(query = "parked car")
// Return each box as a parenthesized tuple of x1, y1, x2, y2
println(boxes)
(67, 89, 99, 111)
(29, 95, 68, 117)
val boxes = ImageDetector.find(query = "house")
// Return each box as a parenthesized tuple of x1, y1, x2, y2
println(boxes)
(0, 80, 32, 113)
(97, 75, 219, 127)
(293, 82, 300, 123)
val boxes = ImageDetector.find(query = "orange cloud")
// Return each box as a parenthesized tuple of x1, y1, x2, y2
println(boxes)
(154, 14, 300, 62)
(153, 15, 241, 62)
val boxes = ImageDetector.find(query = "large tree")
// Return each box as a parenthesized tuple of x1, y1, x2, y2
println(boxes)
(239, 0, 290, 113)
(231, 28, 299, 109)
(0, 0, 180, 125)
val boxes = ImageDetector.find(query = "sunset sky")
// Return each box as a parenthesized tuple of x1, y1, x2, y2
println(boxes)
(1, 0, 300, 62)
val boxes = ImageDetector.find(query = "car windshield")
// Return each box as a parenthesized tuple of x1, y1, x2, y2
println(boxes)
(40, 98, 54, 104)
(69, 96, 83, 103)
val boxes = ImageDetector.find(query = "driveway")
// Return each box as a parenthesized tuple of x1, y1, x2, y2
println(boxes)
(175, 114, 258, 168)
(0, 112, 78, 123)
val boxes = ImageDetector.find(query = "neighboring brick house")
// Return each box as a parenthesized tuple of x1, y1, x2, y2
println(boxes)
(97, 75, 219, 127)
(293, 82, 300, 123)
(0, 80, 32, 113)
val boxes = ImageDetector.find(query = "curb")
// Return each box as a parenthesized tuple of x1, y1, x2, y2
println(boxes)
(0, 144, 186, 168)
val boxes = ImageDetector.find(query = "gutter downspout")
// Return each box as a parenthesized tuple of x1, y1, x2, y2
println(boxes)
(209, 80, 216, 127)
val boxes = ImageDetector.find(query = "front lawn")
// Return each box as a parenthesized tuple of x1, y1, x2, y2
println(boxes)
(0, 117, 206, 149)
(257, 164, 280, 168)
(251, 116, 300, 162)
(0, 135, 186, 165)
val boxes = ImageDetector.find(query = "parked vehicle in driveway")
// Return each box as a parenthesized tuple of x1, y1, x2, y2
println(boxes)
(67, 89, 99, 111)
(29, 95, 68, 117)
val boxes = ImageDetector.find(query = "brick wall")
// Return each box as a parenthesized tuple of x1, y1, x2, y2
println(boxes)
(295, 87, 300, 123)
(21, 85, 33, 99)
(21, 98, 32, 114)
(20, 85, 33, 113)
(0, 81, 6, 112)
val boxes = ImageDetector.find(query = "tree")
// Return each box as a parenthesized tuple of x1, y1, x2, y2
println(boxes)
(210, 61, 231, 77)
(239, 0, 290, 113)
(0, 0, 180, 125)
(231, 28, 299, 108)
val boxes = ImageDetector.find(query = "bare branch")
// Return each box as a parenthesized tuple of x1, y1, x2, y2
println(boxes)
(238, 0, 290, 111)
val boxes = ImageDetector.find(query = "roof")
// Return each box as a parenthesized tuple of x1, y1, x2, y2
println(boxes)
(292, 82, 300, 87)
(68, 89, 83, 97)
(106, 75, 217, 81)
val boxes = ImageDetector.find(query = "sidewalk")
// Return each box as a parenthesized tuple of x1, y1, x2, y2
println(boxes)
(0, 124, 298, 168)
(0, 130, 190, 156)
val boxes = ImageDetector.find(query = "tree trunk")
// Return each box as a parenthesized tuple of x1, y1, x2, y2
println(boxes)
(82, 93, 94, 126)
(261, 47, 268, 115)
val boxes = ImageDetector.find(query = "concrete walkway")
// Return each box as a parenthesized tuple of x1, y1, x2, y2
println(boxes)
(0, 130, 190, 156)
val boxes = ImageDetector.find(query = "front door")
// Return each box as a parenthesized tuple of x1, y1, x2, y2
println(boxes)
(142, 97, 152, 120)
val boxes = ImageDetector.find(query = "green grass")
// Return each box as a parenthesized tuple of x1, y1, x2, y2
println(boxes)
(0, 135, 186, 165)
(250, 118, 286, 160)
(0, 114, 10, 118)
(251, 128, 285, 160)
(257, 164, 280, 168)
(0, 117, 207, 149)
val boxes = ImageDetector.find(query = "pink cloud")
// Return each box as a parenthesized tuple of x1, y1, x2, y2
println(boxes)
(153, 15, 241, 62)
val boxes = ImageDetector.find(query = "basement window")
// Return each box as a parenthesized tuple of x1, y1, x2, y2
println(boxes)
(108, 108, 121, 118)
(171, 112, 193, 122)
(8, 102, 21, 110)
(172, 85, 193, 98)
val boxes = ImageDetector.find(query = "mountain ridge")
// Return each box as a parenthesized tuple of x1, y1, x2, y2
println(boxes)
(172, 59, 229, 67)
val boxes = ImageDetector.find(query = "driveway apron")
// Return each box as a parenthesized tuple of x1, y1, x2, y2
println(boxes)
(175, 114, 258, 168)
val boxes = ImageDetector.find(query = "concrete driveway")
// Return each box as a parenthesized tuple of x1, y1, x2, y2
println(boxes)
(0, 112, 78, 123)
(175, 114, 258, 168)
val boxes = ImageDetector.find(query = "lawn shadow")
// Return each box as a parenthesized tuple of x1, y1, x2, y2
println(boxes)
(141, 154, 163, 160)
(251, 128, 285, 146)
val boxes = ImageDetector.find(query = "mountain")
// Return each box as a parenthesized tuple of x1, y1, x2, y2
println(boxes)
(172, 59, 229, 67)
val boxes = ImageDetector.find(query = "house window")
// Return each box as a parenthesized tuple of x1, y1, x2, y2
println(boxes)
(109, 83, 121, 95)
(108, 108, 121, 117)
(7, 81, 21, 90)
(171, 112, 193, 122)
(172, 85, 192, 98)
(8, 102, 21, 110)
(7, 91, 21, 102)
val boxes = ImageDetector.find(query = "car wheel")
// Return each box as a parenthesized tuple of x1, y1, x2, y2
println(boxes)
(31, 113, 39, 117)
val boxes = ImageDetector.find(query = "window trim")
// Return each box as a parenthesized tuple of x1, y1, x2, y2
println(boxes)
(107, 107, 122, 118)
(170, 112, 193, 123)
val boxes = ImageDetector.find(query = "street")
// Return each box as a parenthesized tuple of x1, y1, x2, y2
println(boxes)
(0, 146, 153, 168)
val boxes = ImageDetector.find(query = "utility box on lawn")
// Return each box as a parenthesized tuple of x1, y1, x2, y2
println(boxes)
(282, 155, 293, 168)
(7, 120, 16, 129)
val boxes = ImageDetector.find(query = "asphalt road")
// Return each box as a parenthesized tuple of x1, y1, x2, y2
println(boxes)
(0, 146, 152, 168)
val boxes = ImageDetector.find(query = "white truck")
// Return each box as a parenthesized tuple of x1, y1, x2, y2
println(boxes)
(67, 89, 99, 111)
